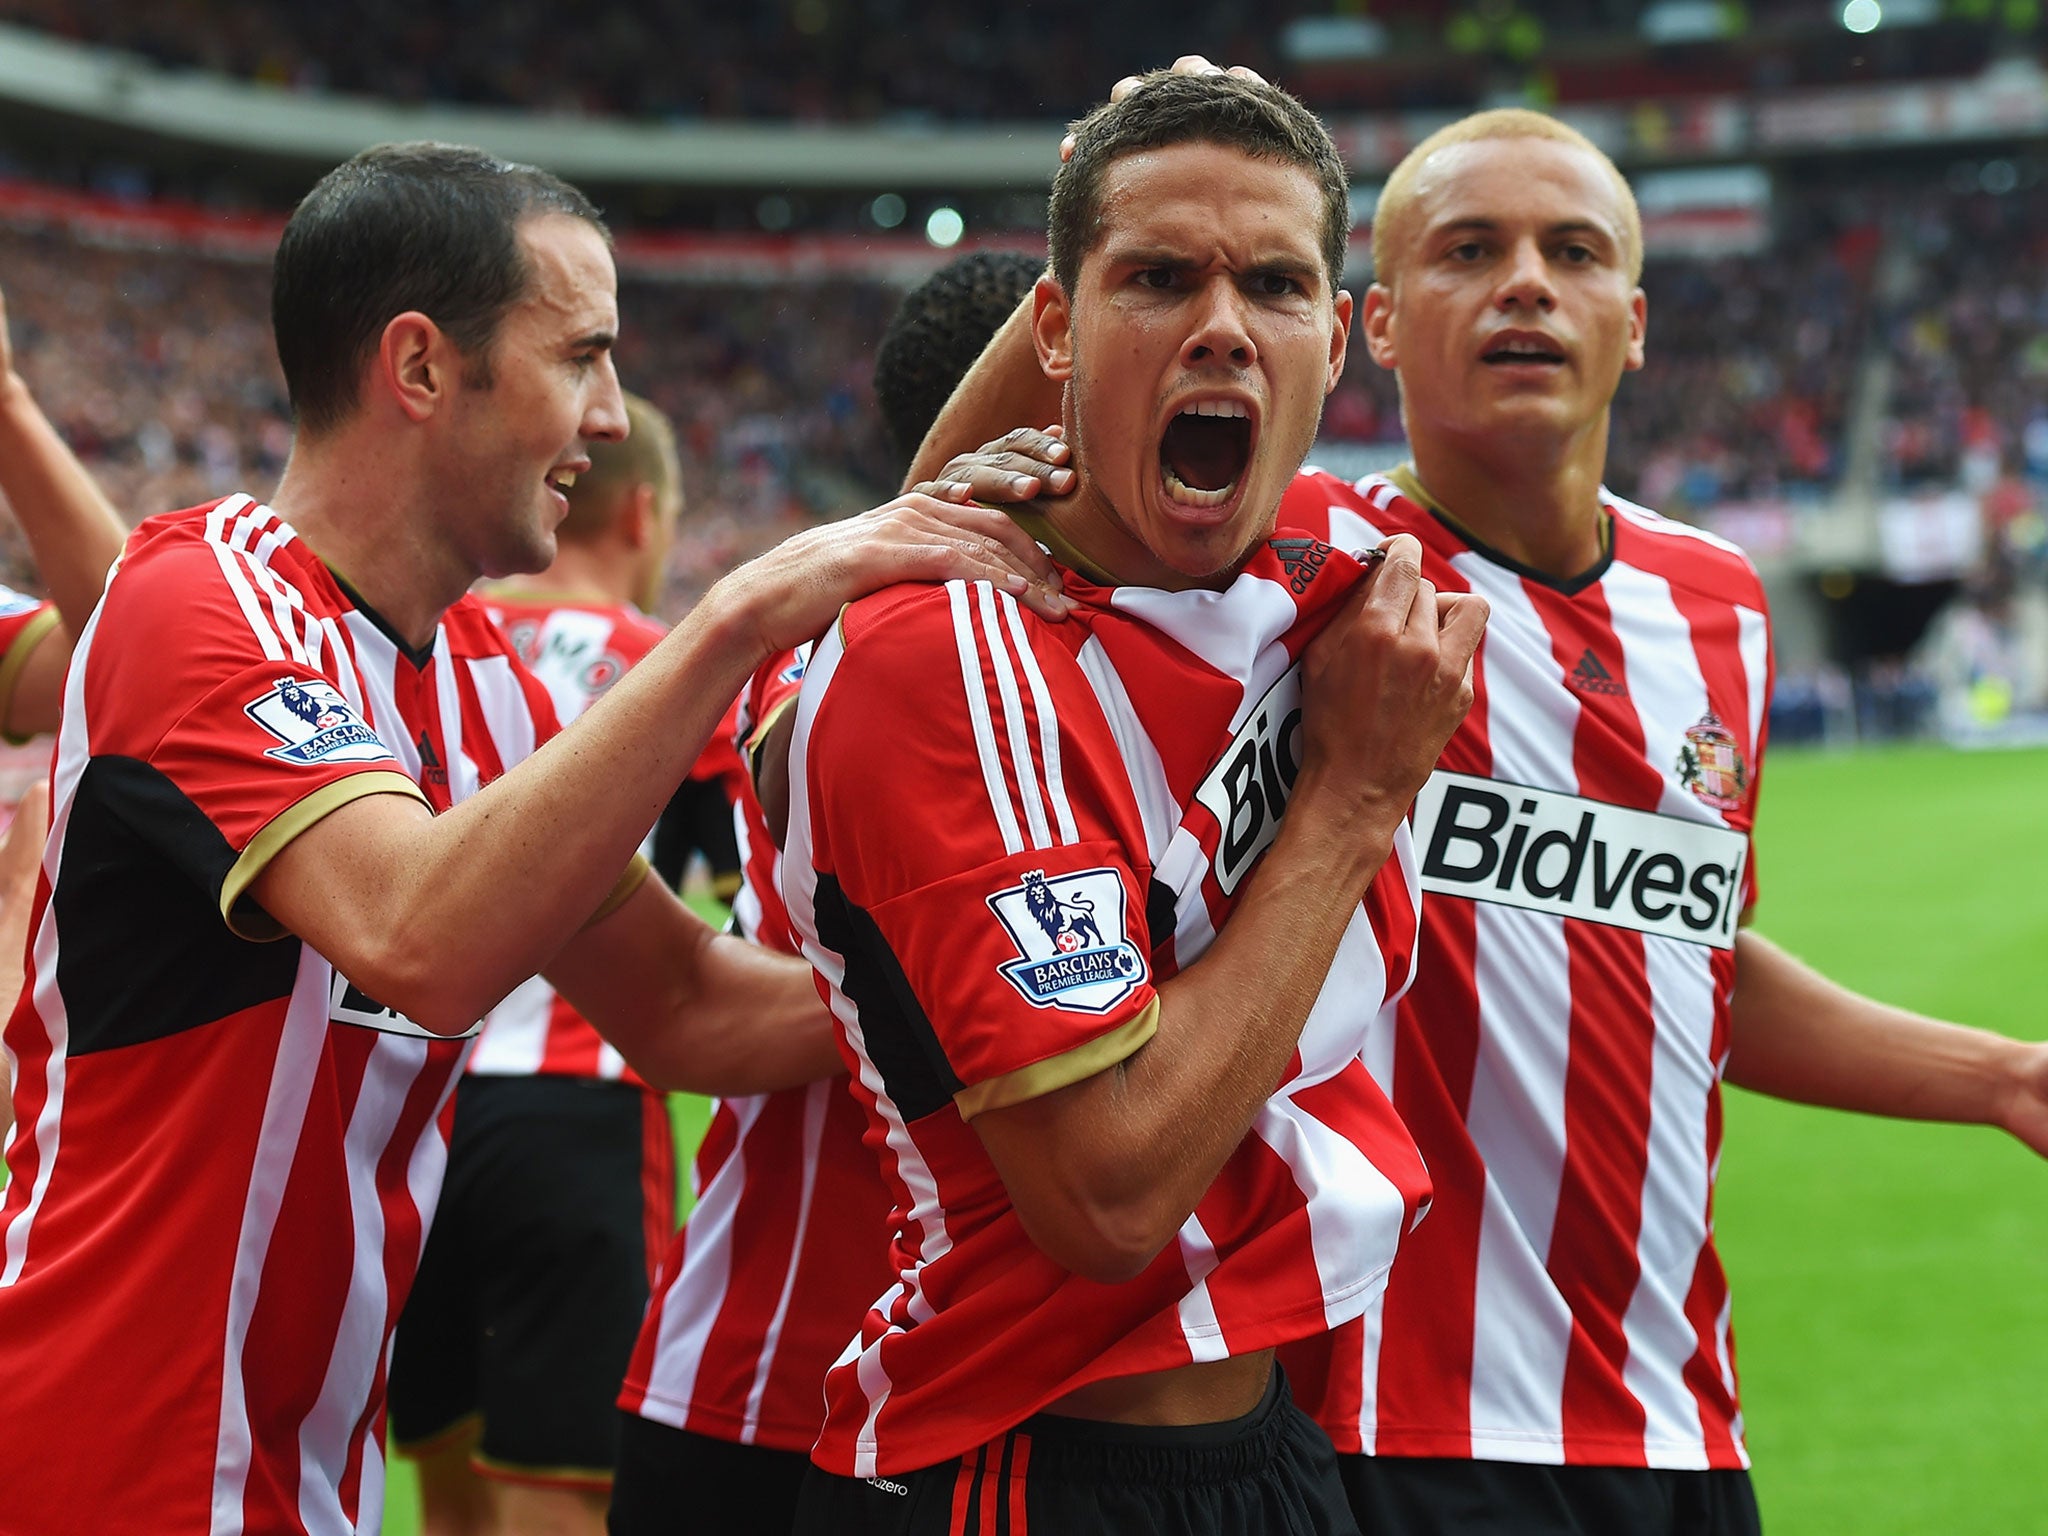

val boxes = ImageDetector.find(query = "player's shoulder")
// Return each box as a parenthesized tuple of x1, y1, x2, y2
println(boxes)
(1284, 466, 1427, 541)
(1604, 490, 1766, 608)
(822, 578, 1082, 738)
(100, 497, 322, 643)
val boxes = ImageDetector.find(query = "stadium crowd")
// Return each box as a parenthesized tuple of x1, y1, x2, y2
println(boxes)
(0, 227, 905, 613)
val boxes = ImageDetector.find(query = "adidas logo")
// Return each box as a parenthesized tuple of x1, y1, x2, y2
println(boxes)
(1567, 648, 1627, 697)
(1269, 537, 1333, 595)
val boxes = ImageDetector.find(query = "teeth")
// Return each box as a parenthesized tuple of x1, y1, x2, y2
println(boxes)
(1179, 400, 1249, 419)
(551, 470, 577, 489)
(1162, 465, 1234, 507)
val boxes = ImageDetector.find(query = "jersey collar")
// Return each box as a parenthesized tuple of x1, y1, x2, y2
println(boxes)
(1387, 463, 1615, 597)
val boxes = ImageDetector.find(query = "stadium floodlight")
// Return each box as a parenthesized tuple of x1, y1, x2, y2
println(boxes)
(1842, 0, 1882, 30)
(925, 206, 965, 248)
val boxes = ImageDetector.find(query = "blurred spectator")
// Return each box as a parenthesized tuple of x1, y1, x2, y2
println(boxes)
(1913, 558, 2048, 741)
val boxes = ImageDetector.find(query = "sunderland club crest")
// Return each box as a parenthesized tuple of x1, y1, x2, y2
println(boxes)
(1677, 710, 1748, 811)
(986, 867, 1147, 1014)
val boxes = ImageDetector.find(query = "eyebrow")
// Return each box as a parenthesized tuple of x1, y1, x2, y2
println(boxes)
(1431, 216, 1618, 246)
(1101, 247, 1323, 280)
(571, 329, 617, 351)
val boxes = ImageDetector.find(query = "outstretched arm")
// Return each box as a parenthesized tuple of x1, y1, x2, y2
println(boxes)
(251, 494, 1069, 1037)
(0, 285, 131, 736)
(1726, 930, 2048, 1156)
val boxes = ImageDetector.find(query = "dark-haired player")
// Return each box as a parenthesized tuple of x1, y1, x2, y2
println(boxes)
(0, 141, 1063, 1536)
(786, 73, 1484, 1534)
(930, 74, 2048, 1536)
(607, 250, 1047, 1536)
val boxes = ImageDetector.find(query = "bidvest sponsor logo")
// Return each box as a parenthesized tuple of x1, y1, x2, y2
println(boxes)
(1413, 771, 1747, 948)
(329, 970, 480, 1039)
(1193, 663, 1303, 895)
(987, 866, 1147, 1014)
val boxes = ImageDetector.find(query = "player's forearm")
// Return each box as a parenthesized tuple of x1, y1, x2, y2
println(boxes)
(903, 295, 1059, 491)
(549, 885, 840, 1095)
(988, 794, 1400, 1282)
(270, 589, 765, 1032)
(1725, 930, 2027, 1125)
(0, 375, 128, 634)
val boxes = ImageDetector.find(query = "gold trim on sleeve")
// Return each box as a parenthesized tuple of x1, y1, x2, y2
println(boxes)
(0, 604, 62, 746)
(953, 997, 1160, 1121)
(586, 853, 651, 928)
(221, 771, 431, 940)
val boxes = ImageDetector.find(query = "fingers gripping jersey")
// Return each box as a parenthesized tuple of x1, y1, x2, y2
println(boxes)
(620, 646, 900, 1455)
(0, 498, 563, 1536)
(1274, 468, 1772, 1473)
(785, 545, 1432, 1478)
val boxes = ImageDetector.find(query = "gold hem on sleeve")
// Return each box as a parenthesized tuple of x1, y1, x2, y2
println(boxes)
(220, 771, 431, 941)
(954, 997, 1160, 1121)
(0, 605, 62, 746)
(587, 853, 652, 928)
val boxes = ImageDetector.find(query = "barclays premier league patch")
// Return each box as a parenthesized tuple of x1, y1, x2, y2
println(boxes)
(987, 866, 1147, 1014)
(245, 676, 395, 768)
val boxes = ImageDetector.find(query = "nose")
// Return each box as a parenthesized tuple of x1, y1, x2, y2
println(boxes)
(1181, 280, 1258, 371)
(1494, 237, 1556, 314)
(584, 355, 629, 443)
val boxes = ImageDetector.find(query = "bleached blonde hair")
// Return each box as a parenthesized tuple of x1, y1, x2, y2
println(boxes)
(1371, 109, 1643, 287)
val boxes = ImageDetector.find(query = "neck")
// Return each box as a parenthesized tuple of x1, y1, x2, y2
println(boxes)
(491, 539, 635, 609)
(268, 433, 475, 650)
(1037, 476, 1239, 593)
(1405, 414, 1611, 580)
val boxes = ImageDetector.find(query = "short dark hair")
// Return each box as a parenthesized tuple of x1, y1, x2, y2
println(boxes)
(873, 250, 1045, 468)
(272, 141, 608, 436)
(1047, 73, 1349, 296)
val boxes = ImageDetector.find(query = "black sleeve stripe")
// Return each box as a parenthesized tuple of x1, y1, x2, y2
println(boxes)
(811, 871, 963, 1123)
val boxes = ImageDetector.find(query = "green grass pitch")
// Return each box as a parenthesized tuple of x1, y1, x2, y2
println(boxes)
(119, 744, 2039, 1533)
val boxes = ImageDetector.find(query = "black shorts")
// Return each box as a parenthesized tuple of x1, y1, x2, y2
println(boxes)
(793, 1370, 1359, 1536)
(1337, 1454, 1763, 1536)
(608, 1413, 812, 1536)
(388, 1073, 675, 1486)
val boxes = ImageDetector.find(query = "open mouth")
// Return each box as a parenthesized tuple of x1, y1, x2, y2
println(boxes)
(544, 467, 580, 505)
(1159, 401, 1253, 509)
(1482, 338, 1566, 367)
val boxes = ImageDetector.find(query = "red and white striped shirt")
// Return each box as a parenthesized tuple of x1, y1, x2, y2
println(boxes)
(785, 540, 1432, 1478)
(0, 497, 560, 1535)
(621, 646, 899, 1455)
(472, 595, 667, 1083)
(1277, 468, 1771, 1472)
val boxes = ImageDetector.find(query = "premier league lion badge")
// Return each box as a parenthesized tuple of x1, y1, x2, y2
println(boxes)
(987, 867, 1148, 1014)
(245, 676, 394, 767)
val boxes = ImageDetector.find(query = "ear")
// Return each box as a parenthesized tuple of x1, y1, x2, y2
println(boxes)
(1324, 288, 1355, 396)
(1624, 287, 1647, 373)
(621, 483, 657, 550)
(1360, 283, 1398, 372)
(376, 312, 451, 424)
(1032, 274, 1074, 382)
